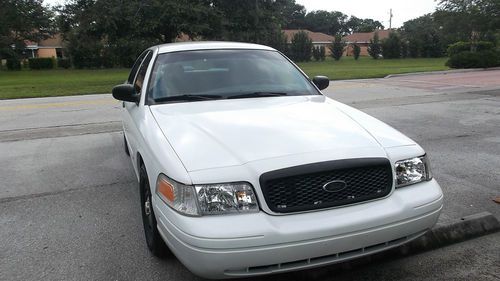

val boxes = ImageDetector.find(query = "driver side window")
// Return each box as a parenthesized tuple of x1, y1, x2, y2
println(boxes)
(133, 52, 153, 94)
(127, 51, 148, 84)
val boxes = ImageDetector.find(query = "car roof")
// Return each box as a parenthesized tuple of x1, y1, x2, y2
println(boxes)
(155, 41, 276, 54)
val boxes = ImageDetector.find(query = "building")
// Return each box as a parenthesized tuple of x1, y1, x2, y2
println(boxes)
(24, 34, 64, 59)
(282, 29, 335, 54)
(343, 30, 390, 56)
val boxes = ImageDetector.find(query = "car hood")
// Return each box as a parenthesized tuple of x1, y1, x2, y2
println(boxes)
(149, 95, 416, 172)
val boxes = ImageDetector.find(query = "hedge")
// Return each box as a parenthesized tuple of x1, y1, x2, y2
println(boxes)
(57, 58, 71, 69)
(446, 50, 500, 69)
(28, 57, 55, 69)
(447, 41, 495, 57)
(6, 59, 21, 70)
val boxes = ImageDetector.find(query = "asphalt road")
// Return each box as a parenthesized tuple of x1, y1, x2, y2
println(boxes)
(1, 69, 499, 280)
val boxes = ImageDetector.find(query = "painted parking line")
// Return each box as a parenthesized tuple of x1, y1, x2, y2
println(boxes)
(0, 99, 118, 111)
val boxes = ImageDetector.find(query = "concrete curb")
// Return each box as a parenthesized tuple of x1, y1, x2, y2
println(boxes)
(402, 211, 500, 253)
(385, 67, 500, 78)
(295, 212, 500, 279)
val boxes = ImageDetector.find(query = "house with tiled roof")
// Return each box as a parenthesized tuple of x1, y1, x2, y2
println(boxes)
(282, 29, 335, 54)
(343, 30, 391, 56)
(24, 34, 65, 58)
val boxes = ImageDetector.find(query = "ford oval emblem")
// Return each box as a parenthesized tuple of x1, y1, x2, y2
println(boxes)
(322, 180, 347, 193)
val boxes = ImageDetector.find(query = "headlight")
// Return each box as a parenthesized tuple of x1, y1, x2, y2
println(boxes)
(196, 183, 259, 215)
(395, 155, 432, 187)
(156, 174, 259, 216)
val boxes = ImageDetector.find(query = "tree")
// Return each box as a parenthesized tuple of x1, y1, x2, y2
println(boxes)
(347, 16, 384, 33)
(436, 0, 500, 43)
(381, 32, 402, 59)
(57, 0, 218, 68)
(329, 34, 345, 61)
(400, 14, 446, 58)
(304, 10, 349, 35)
(278, 0, 307, 29)
(0, 0, 53, 60)
(210, 0, 301, 44)
(266, 30, 288, 54)
(289, 30, 312, 62)
(368, 32, 382, 59)
(353, 43, 361, 60)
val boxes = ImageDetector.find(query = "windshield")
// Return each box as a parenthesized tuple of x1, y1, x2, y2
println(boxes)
(147, 49, 319, 104)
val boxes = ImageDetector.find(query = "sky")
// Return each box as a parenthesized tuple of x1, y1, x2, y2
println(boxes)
(295, 0, 438, 28)
(44, 0, 438, 28)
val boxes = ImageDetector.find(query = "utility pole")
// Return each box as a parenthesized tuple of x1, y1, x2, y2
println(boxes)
(389, 9, 393, 29)
(254, 0, 260, 43)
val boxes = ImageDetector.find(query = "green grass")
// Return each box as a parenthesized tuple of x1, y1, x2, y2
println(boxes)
(0, 68, 129, 99)
(297, 56, 449, 80)
(0, 57, 448, 99)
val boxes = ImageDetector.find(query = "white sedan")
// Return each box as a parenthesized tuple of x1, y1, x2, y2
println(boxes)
(113, 42, 443, 279)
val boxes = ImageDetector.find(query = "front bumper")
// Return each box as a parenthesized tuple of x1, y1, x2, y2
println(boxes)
(154, 179, 443, 279)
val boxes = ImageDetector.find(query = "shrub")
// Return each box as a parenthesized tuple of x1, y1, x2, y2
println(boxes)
(446, 50, 500, 69)
(329, 34, 345, 61)
(101, 52, 116, 68)
(28, 58, 55, 69)
(353, 44, 361, 60)
(312, 46, 321, 61)
(289, 31, 313, 62)
(408, 39, 420, 58)
(381, 32, 402, 59)
(266, 30, 289, 55)
(447, 41, 495, 57)
(401, 40, 409, 58)
(368, 32, 382, 59)
(57, 58, 71, 69)
(67, 34, 104, 68)
(7, 59, 21, 70)
(319, 46, 325, 61)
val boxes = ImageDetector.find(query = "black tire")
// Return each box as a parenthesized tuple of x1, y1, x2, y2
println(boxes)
(139, 163, 169, 257)
(124, 134, 130, 156)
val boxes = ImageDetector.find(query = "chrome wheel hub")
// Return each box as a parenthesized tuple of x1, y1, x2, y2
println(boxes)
(144, 197, 151, 216)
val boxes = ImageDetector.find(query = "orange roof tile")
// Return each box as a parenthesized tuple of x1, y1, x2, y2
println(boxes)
(343, 30, 391, 43)
(282, 29, 335, 43)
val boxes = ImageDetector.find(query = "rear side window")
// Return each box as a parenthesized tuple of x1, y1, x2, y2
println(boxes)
(133, 51, 153, 94)
(127, 51, 148, 84)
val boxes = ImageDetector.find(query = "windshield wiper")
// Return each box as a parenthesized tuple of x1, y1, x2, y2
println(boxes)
(154, 94, 224, 103)
(227, 92, 289, 99)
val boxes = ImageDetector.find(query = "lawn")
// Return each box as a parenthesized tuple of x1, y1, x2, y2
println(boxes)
(297, 56, 448, 80)
(0, 57, 448, 99)
(0, 68, 129, 99)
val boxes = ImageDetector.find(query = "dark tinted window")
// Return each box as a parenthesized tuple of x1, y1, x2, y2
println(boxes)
(133, 51, 153, 94)
(148, 50, 318, 103)
(127, 51, 148, 84)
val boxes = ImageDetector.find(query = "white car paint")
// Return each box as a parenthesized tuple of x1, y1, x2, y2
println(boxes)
(119, 42, 443, 279)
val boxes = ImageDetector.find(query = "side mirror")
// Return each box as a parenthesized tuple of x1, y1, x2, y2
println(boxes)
(112, 84, 139, 103)
(312, 76, 329, 91)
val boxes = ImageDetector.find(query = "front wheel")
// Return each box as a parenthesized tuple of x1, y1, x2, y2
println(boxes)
(139, 163, 169, 257)
(123, 134, 130, 156)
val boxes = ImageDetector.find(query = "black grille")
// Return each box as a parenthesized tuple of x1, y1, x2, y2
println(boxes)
(259, 158, 393, 213)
